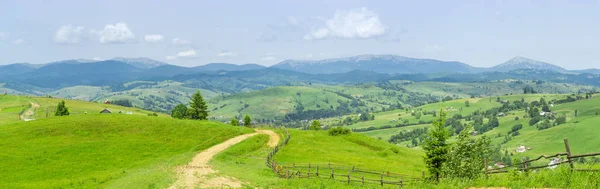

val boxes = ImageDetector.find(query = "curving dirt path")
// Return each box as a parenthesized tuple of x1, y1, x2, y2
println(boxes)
(19, 102, 40, 120)
(169, 129, 280, 189)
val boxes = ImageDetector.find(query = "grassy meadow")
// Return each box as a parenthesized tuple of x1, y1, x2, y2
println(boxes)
(210, 128, 426, 188)
(0, 114, 253, 189)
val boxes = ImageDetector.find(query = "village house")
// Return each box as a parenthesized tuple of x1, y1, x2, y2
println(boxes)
(516, 145, 527, 153)
(494, 162, 505, 168)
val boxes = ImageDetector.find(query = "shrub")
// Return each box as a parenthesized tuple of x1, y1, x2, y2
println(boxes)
(328, 127, 351, 136)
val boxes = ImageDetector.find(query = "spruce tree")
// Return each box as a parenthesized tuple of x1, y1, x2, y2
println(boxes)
(55, 101, 70, 116)
(423, 109, 449, 182)
(244, 115, 252, 127)
(187, 90, 208, 120)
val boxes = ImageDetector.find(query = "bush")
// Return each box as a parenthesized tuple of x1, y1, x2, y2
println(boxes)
(148, 113, 158, 116)
(328, 127, 351, 136)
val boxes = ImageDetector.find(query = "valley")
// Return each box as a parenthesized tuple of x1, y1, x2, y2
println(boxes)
(1, 55, 600, 188)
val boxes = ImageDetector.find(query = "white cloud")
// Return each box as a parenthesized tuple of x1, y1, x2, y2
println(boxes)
(0, 32, 7, 41)
(144, 34, 164, 42)
(12, 38, 26, 45)
(166, 49, 197, 60)
(217, 50, 238, 57)
(177, 50, 197, 57)
(54, 25, 85, 44)
(260, 56, 276, 61)
(172, 38, 192, 46)
(93, 22, 136, 44)
(92, 57, 103, 61)
(304, 7, 387, 40)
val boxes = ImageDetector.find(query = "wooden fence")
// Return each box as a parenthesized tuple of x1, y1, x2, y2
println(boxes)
(485, 138, 600, 175)
(271, 162, 421, 187)
(264, 129, 420, 187)
(266, 129, 290, 172)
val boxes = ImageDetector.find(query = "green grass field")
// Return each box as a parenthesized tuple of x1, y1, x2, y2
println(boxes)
(0, 114, 253, 189)
(210, 128, 426, 188)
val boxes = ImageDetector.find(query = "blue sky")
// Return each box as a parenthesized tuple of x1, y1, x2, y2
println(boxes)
(1, 0, 599, 69)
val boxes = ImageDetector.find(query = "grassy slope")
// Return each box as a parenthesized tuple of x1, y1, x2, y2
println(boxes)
(402, 81, 597, 98)
(49, 81, 218, 113)
(0, 95, 33, 125)
(208, 86, 386, 122)
(326, 94, 565, 130)
(210, 128, 425, 188)
(0, 95, 166, 126)
(0, 115, 253, 189)
(500, 96, 600, 160)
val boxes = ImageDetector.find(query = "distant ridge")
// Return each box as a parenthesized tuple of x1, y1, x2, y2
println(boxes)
(272, 54, 481, 74)
(489, 56, 567, 73)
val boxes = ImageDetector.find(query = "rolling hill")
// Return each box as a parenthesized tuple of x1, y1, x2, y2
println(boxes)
(0, 114, 253, 189)
(490, 56, 567, 73)
(273, 54, 481, 74)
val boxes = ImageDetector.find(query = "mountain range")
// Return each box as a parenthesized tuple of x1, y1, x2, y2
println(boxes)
(0, 55, 598, 89)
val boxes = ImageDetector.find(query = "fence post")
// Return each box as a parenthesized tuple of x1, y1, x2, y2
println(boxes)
(352, 165, 355, 171)
(347, 171, 351, 184)
(293, 163, 296, 168)
(564, 138, 575, 170)
(308, 166, 310, 178)
(522, 157, 528, 171)
(286, 170, 289, 179)
(380, 174, 384, 186)
(362, 174, 365, 186)
(328, 162, 331, 169)
(331, 169, 335, 179)
(421, 171, 425, 179)
(316, 165, 319, 176)
(484, 158, 488, 179)
(399, 178, 403, 188)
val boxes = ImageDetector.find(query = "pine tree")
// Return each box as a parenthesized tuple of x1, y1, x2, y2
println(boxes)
(187, 90, 208, 120)
(244, 115, 252, 127)
(231, 117, 239, 126)
(423, 109, 449, 182)
(55, 101, 70, 116)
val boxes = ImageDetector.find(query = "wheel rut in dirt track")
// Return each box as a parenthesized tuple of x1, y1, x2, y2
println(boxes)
(168, 129, 280, 189)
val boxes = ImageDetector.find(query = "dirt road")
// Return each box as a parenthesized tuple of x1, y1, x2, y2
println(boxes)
(168, 129, 280, 189)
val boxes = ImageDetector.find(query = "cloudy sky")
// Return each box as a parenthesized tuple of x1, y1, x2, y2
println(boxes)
(1, 0, 600, 69)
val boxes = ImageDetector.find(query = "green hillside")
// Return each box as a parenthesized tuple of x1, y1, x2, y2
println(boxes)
(207, 86, 387, 122)
(0, 115, 253, 189)
(0, 95, 165, 125)
(47, 81, 219, 113)
(210, 128, 425, 188)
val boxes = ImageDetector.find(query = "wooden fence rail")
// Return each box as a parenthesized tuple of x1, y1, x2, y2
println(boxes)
(485, 138, 600, 175)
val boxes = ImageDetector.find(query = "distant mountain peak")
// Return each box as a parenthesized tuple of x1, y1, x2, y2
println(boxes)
(274, 54, 478, 74)
(111, 57, 167, 69)
(491, 56, 566, 72)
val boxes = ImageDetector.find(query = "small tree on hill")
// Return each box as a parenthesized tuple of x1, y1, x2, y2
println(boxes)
(187, 90, 208, 120)
(443, 125, 491, 179)
(310, 120, 322, 130)
(423, 109, 450, 183)
(55, 101, 70, 116)
(231, 117, 239, 126)
(244, 115, 252, 127)
(465, 100, 470, 107)
(171, 104, 188, 119)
